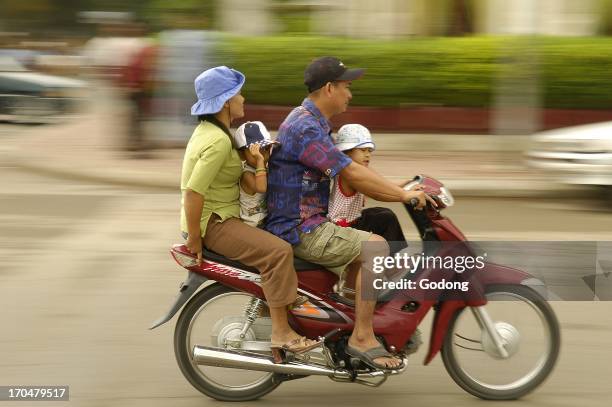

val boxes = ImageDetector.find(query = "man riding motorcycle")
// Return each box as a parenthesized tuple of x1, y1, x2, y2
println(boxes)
(265, 56, 435, 369)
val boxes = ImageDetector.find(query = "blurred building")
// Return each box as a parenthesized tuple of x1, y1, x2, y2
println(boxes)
(483, 0, 597, 36)
(219, 0, 280, 35)
(218, 0, 601, 38)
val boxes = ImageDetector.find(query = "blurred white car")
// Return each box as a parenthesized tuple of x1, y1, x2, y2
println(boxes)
(0, 56, 87, 123)
(526, 122, 612, 194)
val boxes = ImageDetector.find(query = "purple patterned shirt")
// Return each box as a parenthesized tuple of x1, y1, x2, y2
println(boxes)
(265, 98, 352, 244)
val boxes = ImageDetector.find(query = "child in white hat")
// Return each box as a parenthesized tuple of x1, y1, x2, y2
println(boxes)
(328, 124, 408, 253)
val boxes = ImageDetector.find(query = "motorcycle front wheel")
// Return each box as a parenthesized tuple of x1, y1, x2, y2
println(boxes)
(174, 283, 281, 401)
(441, 284, 560, 400)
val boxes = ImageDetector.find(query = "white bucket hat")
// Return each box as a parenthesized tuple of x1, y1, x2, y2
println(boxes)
(334, 124, 375, 151)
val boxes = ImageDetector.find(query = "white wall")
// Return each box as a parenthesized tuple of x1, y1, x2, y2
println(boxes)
(218, 0, 278, 36)
(216, 0, 599, 38)
(312, 0, 416, 38)
(483, 0, 597, 36)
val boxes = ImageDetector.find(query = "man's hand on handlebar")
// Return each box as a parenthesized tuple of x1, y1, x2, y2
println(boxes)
(402, 190, 437, 210)
(409, 184, 425, 191)
(398, 179, 425, 190)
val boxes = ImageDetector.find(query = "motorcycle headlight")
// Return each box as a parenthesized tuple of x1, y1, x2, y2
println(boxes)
(438, 186, 454, 207)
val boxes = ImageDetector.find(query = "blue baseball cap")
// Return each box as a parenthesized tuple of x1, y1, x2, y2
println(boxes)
(191, 66, 245, 116)
(234, 121, 279, 150)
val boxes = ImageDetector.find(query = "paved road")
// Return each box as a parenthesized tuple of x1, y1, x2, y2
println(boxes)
(0, 168, 611, 407)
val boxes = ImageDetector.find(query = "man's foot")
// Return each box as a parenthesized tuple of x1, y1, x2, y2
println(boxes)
(347, 337, 403, 369)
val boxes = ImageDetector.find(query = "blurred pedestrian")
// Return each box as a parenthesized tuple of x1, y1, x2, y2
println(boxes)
(123, 39, 158, 155)
(152, 29, 218, 144)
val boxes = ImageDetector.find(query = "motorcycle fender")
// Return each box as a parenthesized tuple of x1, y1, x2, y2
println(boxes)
(423, 300, 469, 365)
(149, 271, 208, 329)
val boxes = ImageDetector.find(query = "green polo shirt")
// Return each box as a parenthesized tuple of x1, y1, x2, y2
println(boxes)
(180, 121, 242, 238)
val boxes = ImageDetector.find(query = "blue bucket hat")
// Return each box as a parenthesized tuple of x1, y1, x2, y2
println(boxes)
(191, 66, 245, 116)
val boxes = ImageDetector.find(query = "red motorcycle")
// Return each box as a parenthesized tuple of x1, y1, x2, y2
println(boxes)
(151, 175, 560, 401)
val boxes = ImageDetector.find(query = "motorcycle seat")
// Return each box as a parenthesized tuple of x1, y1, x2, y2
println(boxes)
(202, 248, 323, 272)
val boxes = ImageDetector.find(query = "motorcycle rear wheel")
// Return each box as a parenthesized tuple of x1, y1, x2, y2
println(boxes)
(441, 284, 560, 400)
(174, 283, 281, 401)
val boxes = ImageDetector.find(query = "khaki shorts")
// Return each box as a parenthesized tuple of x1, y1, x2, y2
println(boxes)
(294, 221, 371, 276)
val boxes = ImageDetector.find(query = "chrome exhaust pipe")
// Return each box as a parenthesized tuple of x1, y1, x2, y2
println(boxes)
(192, 345, 350, 377)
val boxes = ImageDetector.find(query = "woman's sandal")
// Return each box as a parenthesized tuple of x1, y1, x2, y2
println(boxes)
(270, 336, 323, 363)
(288, 295, 308, 310)
(345, 344, 405, 371)
(259, 296, 308, 317)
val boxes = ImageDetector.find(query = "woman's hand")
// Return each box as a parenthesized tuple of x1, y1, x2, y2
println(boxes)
(186, 233, 203, 265)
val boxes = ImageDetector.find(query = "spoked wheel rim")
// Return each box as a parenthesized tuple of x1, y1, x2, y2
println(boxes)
(184, 291, 274, 391)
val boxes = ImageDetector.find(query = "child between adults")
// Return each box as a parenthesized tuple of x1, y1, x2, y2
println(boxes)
(233, 121, 308, 309)
(329, 123, 419, 254)
(233, 121, 276, 228)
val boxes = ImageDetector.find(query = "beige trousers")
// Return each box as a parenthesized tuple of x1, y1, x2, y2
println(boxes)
(203, 215, 297, 308)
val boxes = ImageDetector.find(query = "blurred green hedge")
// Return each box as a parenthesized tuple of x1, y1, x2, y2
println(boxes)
(218, 36, 612, 109)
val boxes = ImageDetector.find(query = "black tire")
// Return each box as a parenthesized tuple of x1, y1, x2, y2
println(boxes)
(441, 284, 560, 400)
(174, 284, 281, 401)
